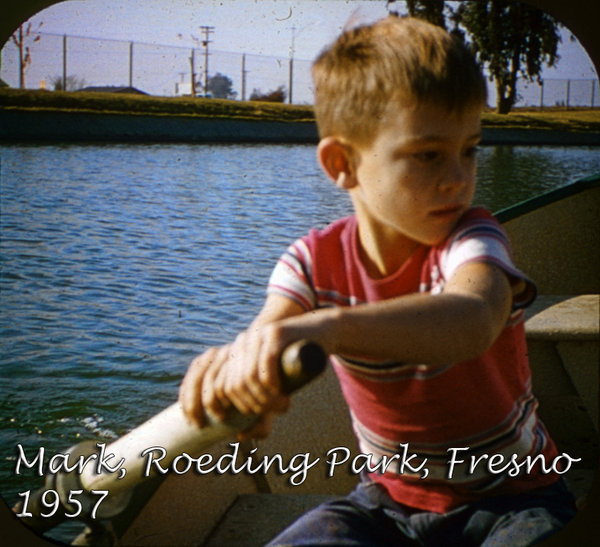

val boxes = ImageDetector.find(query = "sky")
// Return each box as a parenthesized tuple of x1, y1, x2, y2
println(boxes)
(1, 0, 597, 103)
(6, 0, 598, 74)
(8, 1, 393, 62)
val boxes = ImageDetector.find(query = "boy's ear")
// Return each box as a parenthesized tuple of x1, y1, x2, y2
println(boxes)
(317, 137, 358, 190)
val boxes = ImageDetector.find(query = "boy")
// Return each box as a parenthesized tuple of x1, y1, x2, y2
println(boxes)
(179, 16, 576, 546)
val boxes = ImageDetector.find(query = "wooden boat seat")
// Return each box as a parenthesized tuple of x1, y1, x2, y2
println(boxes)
(524, 293, 599, 509)
(525, 294, 599, 430)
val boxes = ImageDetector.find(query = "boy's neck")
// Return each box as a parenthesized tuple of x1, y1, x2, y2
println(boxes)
(355, 217, 421, 279)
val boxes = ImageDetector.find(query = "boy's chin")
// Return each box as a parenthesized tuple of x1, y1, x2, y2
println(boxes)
(420, 230, 455, 247)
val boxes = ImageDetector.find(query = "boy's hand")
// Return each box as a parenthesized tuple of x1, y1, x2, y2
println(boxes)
(179, 326, 291, 438)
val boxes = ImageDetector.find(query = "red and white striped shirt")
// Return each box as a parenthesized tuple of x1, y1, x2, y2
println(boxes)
(268, 208, 560, 512)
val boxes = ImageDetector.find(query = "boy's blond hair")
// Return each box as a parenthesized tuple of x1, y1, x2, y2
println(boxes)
(312, 16, 487, 145)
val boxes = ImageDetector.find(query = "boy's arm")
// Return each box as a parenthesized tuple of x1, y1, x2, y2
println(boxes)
(179, 294, 305, 432)
(180, 261, 514, 434)
(278, 261, 514, 366)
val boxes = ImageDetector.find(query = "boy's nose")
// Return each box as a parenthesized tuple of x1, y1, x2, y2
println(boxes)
(439, 159, 470, 191)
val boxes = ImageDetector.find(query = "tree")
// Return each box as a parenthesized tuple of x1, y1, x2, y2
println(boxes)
(402, 0, 447, 29)
(11, 21, 43, 89)
(389, 0, 561, 114)
(249, 85, 286, 103)
(454, 1, 561, 113)
(399, 0, 463, 39)
(206, 72, 237, 99)
(49, 74, 86, 91)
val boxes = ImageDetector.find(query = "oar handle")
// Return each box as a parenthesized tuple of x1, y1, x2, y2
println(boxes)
(279, 339, 327, 394)
(200, 339, 327, 428)
(14, 340, 327, 529)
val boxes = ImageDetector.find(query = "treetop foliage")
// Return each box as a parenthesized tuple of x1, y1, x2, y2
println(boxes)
(391, 0, 562, 113)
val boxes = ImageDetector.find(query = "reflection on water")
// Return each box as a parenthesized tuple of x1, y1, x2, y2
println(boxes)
(475, 145, 599, 209)
(0, 142, 598, 542)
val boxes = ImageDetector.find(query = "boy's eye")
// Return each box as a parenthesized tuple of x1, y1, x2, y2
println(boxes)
(415, 150, 440, 162)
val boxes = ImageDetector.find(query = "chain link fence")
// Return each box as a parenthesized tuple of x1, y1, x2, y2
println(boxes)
(1, 32, 316, 104)
(488, 77, 599, 108)
(1, 31, 598, 108)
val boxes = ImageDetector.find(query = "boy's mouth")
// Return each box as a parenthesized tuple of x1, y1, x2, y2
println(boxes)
(429, 205, 464, 219)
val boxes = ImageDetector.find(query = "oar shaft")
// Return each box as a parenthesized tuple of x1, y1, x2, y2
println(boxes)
(79, 401, 251, 494)
(64, 340, 325, 514)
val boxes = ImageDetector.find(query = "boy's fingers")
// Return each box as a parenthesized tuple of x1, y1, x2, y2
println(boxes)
(223, 364, 286, 417)
(225, 375, 264, 416)
(202, 352, 230, 423)
(179, 346, 225, 427)
(180, 329, 293, 432)
(224, 332, 277, 415)
(257, 336, 283, 396)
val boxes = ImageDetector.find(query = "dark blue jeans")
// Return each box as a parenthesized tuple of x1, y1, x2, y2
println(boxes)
(267, 478, 577, 546)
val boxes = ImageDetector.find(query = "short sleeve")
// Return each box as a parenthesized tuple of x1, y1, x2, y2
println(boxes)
(440, 209, 536, 310)
(267, 238, 317, 311)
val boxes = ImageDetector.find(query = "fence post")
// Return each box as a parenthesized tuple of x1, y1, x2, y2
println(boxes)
(62, 34, 67, 91)
(288, 56, 293, 104)
(591, 80, 596, 108)
(129, 41, 133, 88)
(241, 54, 247, 101)
(566, 79, 571, 108)
(539, 80, 544, 109)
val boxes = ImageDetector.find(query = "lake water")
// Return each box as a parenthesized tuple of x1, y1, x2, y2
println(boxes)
(0, 142, 598, 543)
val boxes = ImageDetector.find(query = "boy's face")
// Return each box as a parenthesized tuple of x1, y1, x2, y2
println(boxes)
(349, 102, 482, 252)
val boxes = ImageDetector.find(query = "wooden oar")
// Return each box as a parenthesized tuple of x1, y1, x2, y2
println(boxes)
(14, 340, 327, 535)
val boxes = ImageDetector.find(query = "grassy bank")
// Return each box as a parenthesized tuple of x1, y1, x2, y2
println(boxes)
(0, 88, 314, 122)
(1, 88, 599, 132)
(482, 108, 600, 133)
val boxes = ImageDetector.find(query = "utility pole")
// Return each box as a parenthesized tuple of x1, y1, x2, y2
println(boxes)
(288, 26, 296, 104)
(190, 48, 196, 97)
(200, 25, 215, 97)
